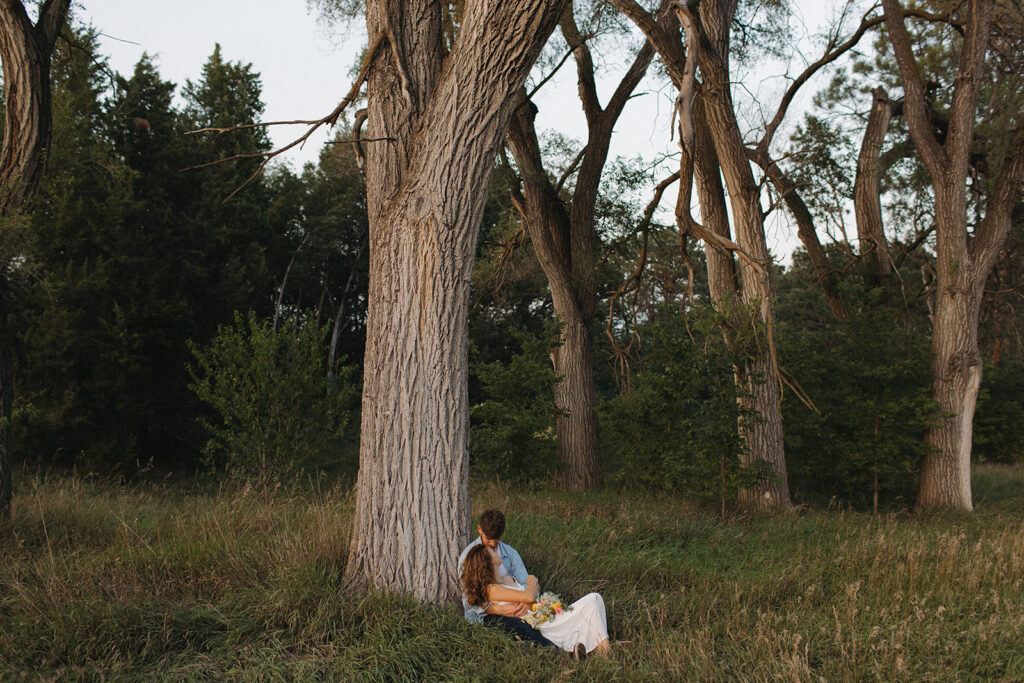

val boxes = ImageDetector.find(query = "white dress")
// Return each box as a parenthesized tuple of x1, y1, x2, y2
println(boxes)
(535, 592, 609, 653)
(494, 576, 609, 653)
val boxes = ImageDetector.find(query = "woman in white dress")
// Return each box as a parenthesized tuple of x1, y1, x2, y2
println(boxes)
(459, 544, 611, 657)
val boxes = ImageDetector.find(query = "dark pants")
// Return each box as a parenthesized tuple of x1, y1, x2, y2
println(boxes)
(482, 614, 556, 648)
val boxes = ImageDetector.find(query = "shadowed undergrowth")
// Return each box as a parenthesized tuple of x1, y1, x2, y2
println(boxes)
(2, 465, 1022, 680)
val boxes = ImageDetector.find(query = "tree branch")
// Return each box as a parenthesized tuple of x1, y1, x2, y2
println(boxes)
(184, 31, 390, 202)
(36, 0, 69, 49)
(608, 0, 687, 85)
(882, 0, 947, 177)
(972, 135, 1024, 273)
(560, 5, 602, 124)
(757, 7, 883, 154)
(945, 0, 993, 170)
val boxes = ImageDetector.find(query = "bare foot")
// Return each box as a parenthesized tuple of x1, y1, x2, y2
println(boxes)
(593, 638, 611, 658)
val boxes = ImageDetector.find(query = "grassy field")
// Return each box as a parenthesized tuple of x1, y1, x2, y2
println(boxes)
(2, 466, 1022, 681)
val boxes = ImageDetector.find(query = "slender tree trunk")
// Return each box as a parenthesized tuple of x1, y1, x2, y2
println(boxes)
(690, 97, 736, 304)
(693, 0, 791, 512)
(854, 86, 894, 285)
(346, 0, 567, 603)
(502, 17, 652, 488)
(552, 310, 601, 487)
(0, 0, 70, 520)
(507, 94, 603, 490)
(612, 0, 790, 510)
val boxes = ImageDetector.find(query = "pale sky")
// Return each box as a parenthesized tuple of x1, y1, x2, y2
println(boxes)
(83, 0, 852, 260)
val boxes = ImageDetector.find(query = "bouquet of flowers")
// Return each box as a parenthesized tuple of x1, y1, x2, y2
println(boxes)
(521, 591, 572, 628)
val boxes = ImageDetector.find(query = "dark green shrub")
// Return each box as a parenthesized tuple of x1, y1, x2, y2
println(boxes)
(973, 359, 1024, 464)
(779, 310, 937, 508)
(469, 326, 559, 481)
(600, 303, 762, 508)
(187, 312, 357, 484)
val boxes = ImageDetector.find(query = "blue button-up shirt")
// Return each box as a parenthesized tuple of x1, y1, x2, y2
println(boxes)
(457, 537, 529, 624)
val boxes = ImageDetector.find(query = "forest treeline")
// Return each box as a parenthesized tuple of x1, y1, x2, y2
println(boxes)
(3, 6, 1023, 518)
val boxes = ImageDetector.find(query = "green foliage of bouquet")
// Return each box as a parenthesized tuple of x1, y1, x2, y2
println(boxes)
(522, 591, 571, 628)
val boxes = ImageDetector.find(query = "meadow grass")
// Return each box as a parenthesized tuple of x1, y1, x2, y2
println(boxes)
(1, 465, 1022, 681)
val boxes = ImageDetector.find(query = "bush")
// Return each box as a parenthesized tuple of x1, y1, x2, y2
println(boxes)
(469, 325, 559, 481)
(187, 311, 357, 484)
(973, 359, 1024, 464)
(600, 303, 761, 508)
(779, 309, 937, 509)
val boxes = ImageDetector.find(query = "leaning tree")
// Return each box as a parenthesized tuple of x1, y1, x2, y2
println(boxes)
(0, 0, 71, 519)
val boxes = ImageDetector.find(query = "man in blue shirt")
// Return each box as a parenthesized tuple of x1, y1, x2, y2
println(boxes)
(457, 509, 554, 647)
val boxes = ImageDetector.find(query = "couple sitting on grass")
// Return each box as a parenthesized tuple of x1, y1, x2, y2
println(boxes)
(458, 509, 611, 659)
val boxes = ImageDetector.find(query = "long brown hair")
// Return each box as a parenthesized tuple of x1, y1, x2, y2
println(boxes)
(460, 544, 495, 606)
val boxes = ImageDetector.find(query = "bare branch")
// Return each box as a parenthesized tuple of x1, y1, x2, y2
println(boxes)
(184, 31, 390, 202)
(758, 8, 883, 154)
(779, 366, 821, 414)
(554, 144, 588, 194)
(527, 42, 579, 100)
(605, 171, 680, 375)
(186, 119, 329, 135)
(894, 224, 936, 268)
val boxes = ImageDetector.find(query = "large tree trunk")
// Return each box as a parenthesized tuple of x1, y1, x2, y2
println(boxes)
(345, 0, 567, 603)
(883, 0, 1024, 510)
(920, 224, 982, 509)
(0, 0, 70, 520)
(691, 0, 791, 512)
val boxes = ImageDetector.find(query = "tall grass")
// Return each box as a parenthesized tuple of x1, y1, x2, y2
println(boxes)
(2, 465, 1022, 680)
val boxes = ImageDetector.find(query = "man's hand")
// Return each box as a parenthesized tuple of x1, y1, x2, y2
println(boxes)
(488, 601, 529, 618)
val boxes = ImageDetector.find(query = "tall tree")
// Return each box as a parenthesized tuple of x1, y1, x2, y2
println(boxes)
(883, 0, 1024, 510)
(0, 0, 70, 518)
(612, 0, 795, 511)
(345, 0, 569, 602)
(615, 0, 887, 511)
(504, 2, 655, 489)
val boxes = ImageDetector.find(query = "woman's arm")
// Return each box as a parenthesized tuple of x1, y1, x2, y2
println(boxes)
(486, 575, 539, 604)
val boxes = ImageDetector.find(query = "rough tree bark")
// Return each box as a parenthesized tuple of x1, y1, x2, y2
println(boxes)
(853, 86, 895, 286)
(345, 0, 567, 603)
(0, 0, 70, 520)
(682, 0, 791, 512)
(504, 6, 655, 489)
(883, 0, 1024, 510)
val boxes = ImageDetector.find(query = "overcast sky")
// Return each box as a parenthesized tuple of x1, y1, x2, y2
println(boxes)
(82, 1, 849, 259)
